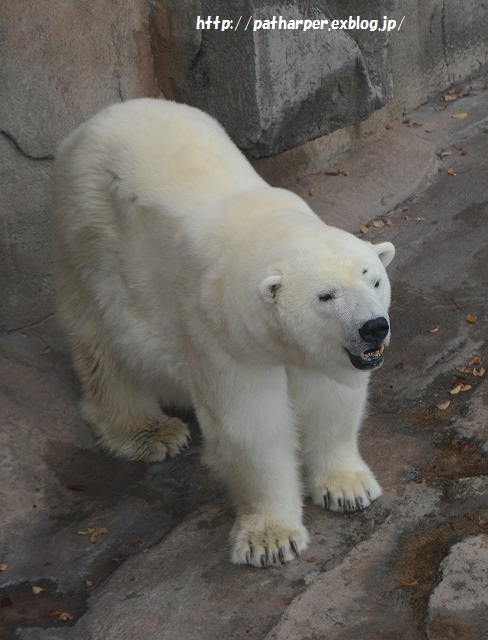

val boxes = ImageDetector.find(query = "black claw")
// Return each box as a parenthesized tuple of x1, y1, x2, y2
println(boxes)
(347, 499, 355, 511)
(357, 496, 364, 510)
(337, 497, 344, 510)
(245, 551, 251, 565)
(260, 554, 266, 568)
(366, 490, 372, 500)
(324, 492, 329, 510)
(290, 539, 300, 557)
(279, 545, 287, 562)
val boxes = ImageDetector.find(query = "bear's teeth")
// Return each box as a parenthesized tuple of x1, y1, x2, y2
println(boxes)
(360, 346, 385, 361)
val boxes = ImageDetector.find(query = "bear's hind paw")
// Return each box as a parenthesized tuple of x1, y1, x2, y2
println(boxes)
(230, 516, 309, 568)
(99, 415, 190, 463)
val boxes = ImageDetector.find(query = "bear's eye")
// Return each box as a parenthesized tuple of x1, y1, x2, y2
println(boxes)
(318, 293, 334, 302)
(374, 280, 380, 288)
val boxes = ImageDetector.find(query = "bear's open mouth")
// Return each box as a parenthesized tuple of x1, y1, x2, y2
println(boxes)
(346, 345, 385, 370)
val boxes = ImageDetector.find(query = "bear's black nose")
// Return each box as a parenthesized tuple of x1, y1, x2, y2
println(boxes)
(359, 317, 389, 344)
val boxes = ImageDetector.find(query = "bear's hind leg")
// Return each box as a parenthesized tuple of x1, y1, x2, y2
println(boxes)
(71, 338, 190, 462)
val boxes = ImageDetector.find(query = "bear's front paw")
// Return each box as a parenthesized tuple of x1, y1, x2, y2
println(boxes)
(311, 466, 382, 513)
(230, 515, 309, 568)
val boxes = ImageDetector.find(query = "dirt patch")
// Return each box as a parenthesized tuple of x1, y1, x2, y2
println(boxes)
(0, 578, 86, 635)
(388, 517, 485, 638)
(419, 431, 488, 484)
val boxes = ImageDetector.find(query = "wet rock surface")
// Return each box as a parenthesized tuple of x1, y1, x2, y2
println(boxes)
(1, 87, 487, 639)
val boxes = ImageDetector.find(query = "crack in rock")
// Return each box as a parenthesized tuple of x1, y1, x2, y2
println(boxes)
(1, 129, 54, 161)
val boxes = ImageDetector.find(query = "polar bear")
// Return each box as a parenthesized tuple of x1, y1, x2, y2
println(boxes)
(52, 99, 395, 567)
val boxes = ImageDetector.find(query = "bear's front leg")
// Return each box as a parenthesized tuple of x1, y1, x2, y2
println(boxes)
(288, 368, 382, 513)
(192, 366, 309, 567)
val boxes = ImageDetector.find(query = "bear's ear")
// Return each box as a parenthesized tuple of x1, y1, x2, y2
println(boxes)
(258, 274, 282, 303)
(373, 242, 395, 268)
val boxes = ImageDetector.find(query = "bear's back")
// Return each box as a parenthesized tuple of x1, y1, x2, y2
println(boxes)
(57, 99, 265, 218)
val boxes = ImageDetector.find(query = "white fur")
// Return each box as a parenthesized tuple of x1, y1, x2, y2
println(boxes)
(52, 99, 395, 567)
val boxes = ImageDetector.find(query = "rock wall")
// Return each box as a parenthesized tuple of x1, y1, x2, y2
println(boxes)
(0, 0, 157, 332)
(151, 0, 393, 157)
(1, 0, 487, 331)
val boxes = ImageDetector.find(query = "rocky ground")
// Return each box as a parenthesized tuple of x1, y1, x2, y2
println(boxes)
(1, 82, 487, 640)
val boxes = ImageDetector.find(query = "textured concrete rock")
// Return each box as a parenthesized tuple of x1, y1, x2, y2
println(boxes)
(427, 536, 488, 640)
(0, 137, 54, 330)
(150, 0, 391, 157)
(387, 0, 488, 115)
(150, 0, 488, 157)
(0, 0, 157, 332)
(457, 381, 488, 453)
(0, 0, 157, 158)
(266, 486, 443, 640)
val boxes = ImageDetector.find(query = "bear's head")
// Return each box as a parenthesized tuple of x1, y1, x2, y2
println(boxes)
(257, 227, 395, 378)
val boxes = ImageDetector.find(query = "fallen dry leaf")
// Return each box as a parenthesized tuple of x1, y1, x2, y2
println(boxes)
(407, 122, 422, 128)
(447, 166, 457, 176)
(372, 219, 391, 228)
(466, 314, 478, 324)
(133, 539, 145, 549)
(0, 563, 7, 571)
(427, 325, 440, 333)
(66, 483, 84, 492)
(325, 168, 348, 176)
(415, 217, 424, 223)
(456, 366, 473, 374)
(394, 362, 405, 371)
(460, 149, 469, 156)
(400, 577, 419, 586)
(85, 579, 94, 588)
(308, 188, 315, 196)
(436, 400, 451, 411)
(59, 612, 74, 622)
(474, 367, 485, 378)
(32, 586, 44, 595)
(385, 121, 394, 130)
(439, 150, 452, 158)
(460, 384, 472, 392)
(441, 86, 468, 102)
(468, 355, 482, 366)
(305, 555, 318, 563)
(78, 527, 108, 544)
(41, 346, 51, 355)
(48, 610, 73, 621)
(404, 215, 413, 221)
(465, 511, 475, 521)
(451, 112, 468, 119)
(478, 519, 488, 532)
(450, 384, 462, 395)
(359, 224, 369, 235)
